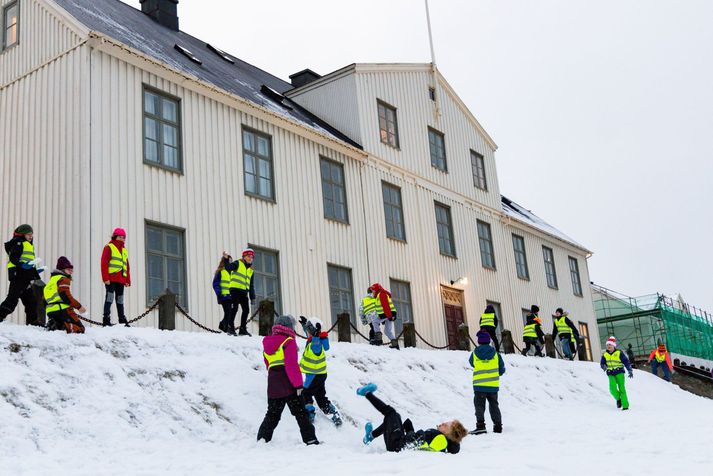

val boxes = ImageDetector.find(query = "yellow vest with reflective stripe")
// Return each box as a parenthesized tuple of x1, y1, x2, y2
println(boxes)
(480, 313, 495, 327)
(362, 296, 377, 314)
(44, 274, 70, 313)
(374, 294, 396, 315)
(7, 241, 35, 269)
(264, 337, 293, 369)
(107, 243, 129, 276)
(655, 351, 667, 363)
(555, 315, 571, 336)
(523, 323, 538, 339)
(472, 352, 500, 388)
(229, 260, 253, 290)
(419, 433, 448, 452)
(603, 350, 624, 371)
(219, 270, 231, 296)
(300, 342, 327, 375)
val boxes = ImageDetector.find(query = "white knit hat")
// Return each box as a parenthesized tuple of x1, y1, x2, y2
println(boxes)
(606, 336, 617, 348)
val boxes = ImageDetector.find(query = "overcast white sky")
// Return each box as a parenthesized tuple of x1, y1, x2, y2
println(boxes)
(124, 0, 713, 311)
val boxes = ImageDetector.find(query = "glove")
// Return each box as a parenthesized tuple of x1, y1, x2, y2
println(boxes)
(314, 323, 322, 335)
(296, 388, 303, 397)
(628, 371, 634, 379)
(319, 332, 329, 339)
(27, 259, 38, 267)
(36, 266, 47, 274)
(299, 316, 307, 326)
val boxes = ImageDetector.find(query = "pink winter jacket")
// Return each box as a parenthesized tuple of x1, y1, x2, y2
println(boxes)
(262, 325, 304, 399)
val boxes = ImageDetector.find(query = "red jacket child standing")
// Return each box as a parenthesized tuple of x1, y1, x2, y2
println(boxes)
(100, 228, 131, 327)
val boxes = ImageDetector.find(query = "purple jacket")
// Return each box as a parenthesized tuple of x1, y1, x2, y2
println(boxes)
(262, 325, 304, 399)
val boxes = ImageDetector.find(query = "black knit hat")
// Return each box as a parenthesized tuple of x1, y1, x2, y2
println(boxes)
(556, 307, 564, 315)
(14, 224, 33, 234)
(531, 305, 540, 314)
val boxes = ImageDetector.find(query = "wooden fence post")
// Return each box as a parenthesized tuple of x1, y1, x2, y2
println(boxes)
(545, 334, 556, 358)
(337, 313, 351, 343)
(457, 323, 471, 351)
(158, 289, 176, 330)
(501, 329, 515, 354)
(259, 300, 275, 336)
(30, 279, 46, 326)
(403, 322, 416, 348)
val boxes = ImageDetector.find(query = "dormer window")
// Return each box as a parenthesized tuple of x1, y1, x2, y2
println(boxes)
(206, 43, 235, 64)
(2, 1, 18, 51)
(174, 44, 202, 64)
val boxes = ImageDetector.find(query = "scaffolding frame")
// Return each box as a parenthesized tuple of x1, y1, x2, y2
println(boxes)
(593, 284, 713, 361)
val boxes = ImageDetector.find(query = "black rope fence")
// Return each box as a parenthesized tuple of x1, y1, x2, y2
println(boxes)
(75, 298, 162, 327)
(175, 302, 221, 334)
(414, 328, 451, 350)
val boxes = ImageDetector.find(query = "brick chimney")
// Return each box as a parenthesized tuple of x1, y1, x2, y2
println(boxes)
(140, 0, 179, 31)
(289, 69, 321, 88)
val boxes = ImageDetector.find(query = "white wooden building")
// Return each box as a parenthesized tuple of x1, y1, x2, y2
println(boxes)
(0, 0, 600, 359)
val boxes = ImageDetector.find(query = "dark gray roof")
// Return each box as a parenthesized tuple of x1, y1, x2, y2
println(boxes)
(55, 0, 361, 149)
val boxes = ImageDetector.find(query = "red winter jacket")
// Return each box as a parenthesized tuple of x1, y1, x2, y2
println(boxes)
(648, 349, 673, 371)
(370, 282, 394, 319)
(101, 240, 131, 285)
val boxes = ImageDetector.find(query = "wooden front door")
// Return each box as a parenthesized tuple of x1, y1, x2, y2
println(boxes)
(444, 304, 465, 351)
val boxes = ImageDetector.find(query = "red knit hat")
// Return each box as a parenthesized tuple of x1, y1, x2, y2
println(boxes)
(606, 336, 617, 348)
(112, 227, 127, 238)
(56, 256, 73, 270)
(242, 248, 254, 258)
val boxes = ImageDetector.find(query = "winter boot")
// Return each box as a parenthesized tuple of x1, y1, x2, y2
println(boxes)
(218, 321, 227, 333)
(326, 403, 343, 426)
(102, 316, 114, 327)
(356, 383, 377, 396)
(305, 439, 320, 446)
(469, 423, 487, 435)
(370, 331, 383, 345)
(363, 422, 374, 444)
(227, 325, 237, 336)
(493, 424, 502, 434)
(118, 316, 130, 327)
(616, 399, 622, 409)
(521, 348, 527, 356)
(305, 404, 316, 424)
(389, 339, 400, 350)
(238, 327, 252, 336)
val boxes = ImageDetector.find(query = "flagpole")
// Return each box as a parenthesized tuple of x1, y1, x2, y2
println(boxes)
(424, 0, 441, 119)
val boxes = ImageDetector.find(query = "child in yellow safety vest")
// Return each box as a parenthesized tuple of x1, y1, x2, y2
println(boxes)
(600, 336, 634, 410)
(469, 329, 506, 434)
(44, 257, 86, 333)
(298, 316, 342, 426)
(357, 383, 466, 453)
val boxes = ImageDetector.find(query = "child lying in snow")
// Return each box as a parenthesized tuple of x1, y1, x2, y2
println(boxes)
(357, 383, 466, 453)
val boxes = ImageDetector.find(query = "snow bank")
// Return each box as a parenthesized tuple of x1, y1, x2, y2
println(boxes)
(1, 324, 711, 475)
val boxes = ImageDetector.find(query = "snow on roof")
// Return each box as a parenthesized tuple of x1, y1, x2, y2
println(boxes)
(54, 0, 361, 149)
(501, 195, 589, 252)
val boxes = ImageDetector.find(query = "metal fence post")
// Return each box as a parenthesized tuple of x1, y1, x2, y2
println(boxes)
(403, 322, 416, 348)
(337, 313, 351, 343)
(30, 279, 46, 326)
(259, 300, 275, 336)
(501, 329, 515, 354)
(457, 323, 471, 351)
(158, 289, 176, 330)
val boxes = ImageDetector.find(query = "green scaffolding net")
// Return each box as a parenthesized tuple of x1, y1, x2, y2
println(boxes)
(593, 285, 713, 361)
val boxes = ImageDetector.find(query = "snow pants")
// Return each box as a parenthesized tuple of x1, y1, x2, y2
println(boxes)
(0, 276, 37, 324)
(522, 338, 543, 356)
(474, 391, 502, 428)
(229, 289, 250, 331)
(651, 360, 672, 382)
(218, 300, 232, 330)
(608, 373, 629, 409)
(365, 392, 414, 452)
(103, 283, 126, 322)
(257, 392, 317, 444)
(371, 316, 396, 341)
(303, 374, 334, 414)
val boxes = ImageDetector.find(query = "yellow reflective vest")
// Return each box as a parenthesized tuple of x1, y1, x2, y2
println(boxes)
(374, 293, 396, 315)
(480, 313, 495, 327)
(654, 351, 667, 363)
(523, 323, 538, 339)
(472, 353, 500, 388)
(230, 259, 253, 291)
(300, 341, 327, 375)
(555, 315, 572, 336)
(361, 295, 377, 315)
(7, 240, 35, 269)
(603, 350, 624, 371)
(419, 434, 448, 452)
(218, 269, 231, 296)
(264, 337, 293, 369)
(107, 243, 129, 277)
(44, 274, 70, 313)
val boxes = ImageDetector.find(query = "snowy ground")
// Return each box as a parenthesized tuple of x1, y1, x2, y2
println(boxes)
(1, 324, 711, 476)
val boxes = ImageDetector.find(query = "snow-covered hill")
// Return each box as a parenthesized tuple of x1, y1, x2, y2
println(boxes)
(1, 324, 711, 476)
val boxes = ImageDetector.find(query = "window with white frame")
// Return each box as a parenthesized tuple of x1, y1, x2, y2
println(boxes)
(327, 264, 354, 325)
(243, 127, 275, 201)
(143, 87, 182, 171)
(569, 256, 583, 297)
(251, 247, 282, 314)
(377, 100, 399, 148)
(543, 246, 558, 289)
(428, 127, 447, 171)
(435, 202, 456, 257)
(471, 150, 487, 191)
(382, 182, 406, 241)
(390, 279, 412, 339)
(320, 157, 349, 223)
(512, 234, 530, 280)
(477, 220, 496, 269)
(146, 223, 186, 306)
(2, 1, 18, 50)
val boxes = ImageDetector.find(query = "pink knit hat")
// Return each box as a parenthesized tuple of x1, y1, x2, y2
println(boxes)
(606, 336, 617, 348)
(112, 227, 127, 238)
